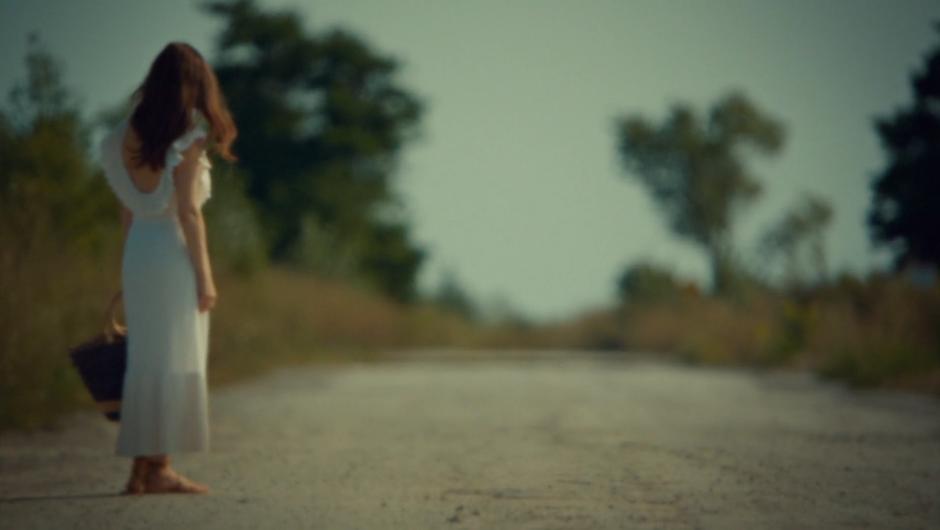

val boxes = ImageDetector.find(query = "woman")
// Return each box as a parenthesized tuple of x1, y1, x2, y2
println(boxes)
(99, 42, 237, 494)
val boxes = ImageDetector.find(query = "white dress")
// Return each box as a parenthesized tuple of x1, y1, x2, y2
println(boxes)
(99, 109, 213, 457)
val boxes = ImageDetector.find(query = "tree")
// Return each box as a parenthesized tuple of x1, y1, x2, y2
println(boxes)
(431, 269, 478, 321)
(614, 92, 785, 294)
(201, 0, 426, 300)
(759, 192, 834, 289)
(0, 35, 120, 428)
(0, 32, 114, 255)
(868, 24, 940, 270)
(616, 260, 685, 306)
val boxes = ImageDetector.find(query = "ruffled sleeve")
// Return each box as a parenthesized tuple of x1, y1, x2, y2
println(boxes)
(165, 123, 208, 172)
(165, 122, 212, 207)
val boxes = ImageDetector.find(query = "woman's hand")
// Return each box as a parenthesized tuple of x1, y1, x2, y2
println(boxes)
(197, 278, 218, 312)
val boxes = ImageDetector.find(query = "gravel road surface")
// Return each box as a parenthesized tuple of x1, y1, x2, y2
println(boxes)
(1, 351, 938, 529)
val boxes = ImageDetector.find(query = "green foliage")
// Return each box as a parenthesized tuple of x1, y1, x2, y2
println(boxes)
(203, 165, 268, 276)
(201, 0, 426, 300)
(759, 192, 834, 290)
(285, 213, 362, 279)
(0, 34, 122, 428)
(820, 343, 938, 388)
(359, 221, 425, 302)
(431, 270, 478, 321)
(614, 91, 785, 294)
(763, 298, 812, 363)
(1, 34, 116, 257)
(868, 24, 940, 270)
(616, 260, 686, 306)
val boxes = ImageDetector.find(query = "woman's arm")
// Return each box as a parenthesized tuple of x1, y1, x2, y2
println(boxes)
(120, 204, 133, 242)
(118, 205, 133, 295)
(172, 138, 217, 312)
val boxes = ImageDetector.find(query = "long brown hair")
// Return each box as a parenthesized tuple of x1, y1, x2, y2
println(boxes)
(128, 42, 238, 170)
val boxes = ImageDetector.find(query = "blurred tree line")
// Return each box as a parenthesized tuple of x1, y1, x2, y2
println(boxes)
(614, 91, 787, 295)
(868, 22, 940, 274)
(612, 91, 836, 298)
(0, 33, 116, 260)
(613, 23, 940, 300)
(201, 0, 426, 302)
(602, 25, 940, 390)
(0, 33, 122, 427)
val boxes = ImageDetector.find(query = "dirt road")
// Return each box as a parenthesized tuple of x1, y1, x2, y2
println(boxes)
(1, 351, 938, 529)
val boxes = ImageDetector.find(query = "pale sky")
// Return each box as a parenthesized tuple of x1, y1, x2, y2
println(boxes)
(2, 0, 939, 321)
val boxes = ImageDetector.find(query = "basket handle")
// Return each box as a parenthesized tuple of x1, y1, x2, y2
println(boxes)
(103, 290, 126, 341)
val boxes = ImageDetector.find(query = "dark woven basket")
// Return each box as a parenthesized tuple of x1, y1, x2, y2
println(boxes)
(68, 292, 127, 422)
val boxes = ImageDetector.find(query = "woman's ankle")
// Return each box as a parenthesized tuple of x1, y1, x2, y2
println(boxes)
(131, 459, 149, 475)
(144, 456, 169, 473)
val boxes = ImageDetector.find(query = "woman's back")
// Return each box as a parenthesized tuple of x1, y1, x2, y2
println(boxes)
(99, 110, 213, 220)
(120, 125, 164, 194)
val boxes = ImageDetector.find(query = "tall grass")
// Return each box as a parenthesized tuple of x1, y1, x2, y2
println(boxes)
(4, 228, 938, 432)
(804, 276, 940, 390)
(514, 276, 940, 394)
(207, 266, 488, 384)
(0, 234, 490, 430)
(0, 224, 122, 429)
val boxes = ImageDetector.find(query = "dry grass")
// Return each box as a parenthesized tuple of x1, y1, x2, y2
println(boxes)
(4, 231, 938, 432)
(0, 239, 492, 429)
(0, 236, 123, 429)
(207, 266, 489, 384)
(803, 278, 940, 391)
(506, 277, 940, 394)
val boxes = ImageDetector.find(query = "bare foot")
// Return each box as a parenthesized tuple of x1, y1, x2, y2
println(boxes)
(121, 460, 148, 495)
(121, 477, 145, 495)
(145, 467, 209, 494)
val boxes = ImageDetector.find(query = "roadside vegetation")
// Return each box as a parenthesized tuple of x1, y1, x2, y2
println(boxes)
(2, 7, 937, 430)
